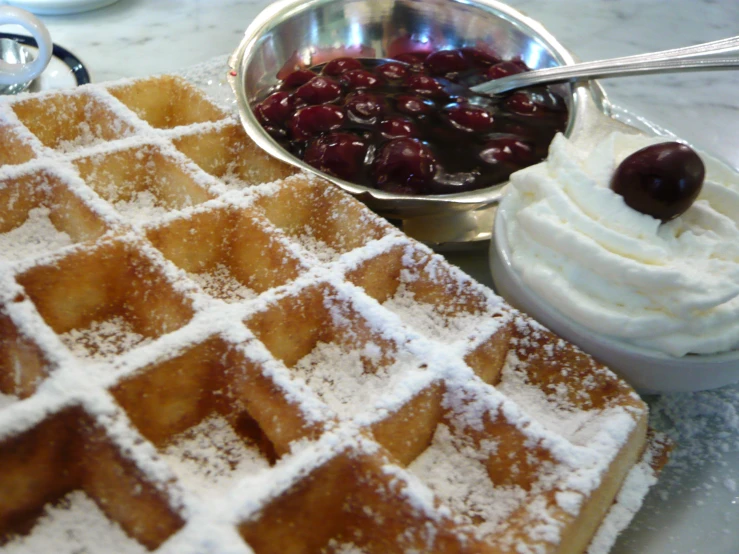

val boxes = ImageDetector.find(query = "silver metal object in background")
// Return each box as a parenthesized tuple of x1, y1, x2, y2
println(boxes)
(228, 0, 631, 246)
(0, 38, 33, 95)
(472, 35, 739, 97)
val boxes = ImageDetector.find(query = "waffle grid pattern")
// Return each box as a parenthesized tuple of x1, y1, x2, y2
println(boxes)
(0, 76, 649, 554)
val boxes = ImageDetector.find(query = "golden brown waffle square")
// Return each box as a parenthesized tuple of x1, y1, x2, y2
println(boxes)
(0, 75, 663, 554)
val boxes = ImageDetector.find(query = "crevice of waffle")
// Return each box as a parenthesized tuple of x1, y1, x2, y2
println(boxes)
(344, 240, 514, 384)
(145, 202, 307, 301)
(243, 280, 429, 422)
(0, 167, 111, 261)
(11, 89, 136, 152)
(0, 308, 55, 398)
(110, 335, 326, 462)
(0, 406, 185, 550)
(15, 236, 195, 359)
(73, 143, 215, 222)
(1, 490, 149, 554)
(237, 435, 490, 554)
(497, 316, 645, 431)
(0, 120, 37, 166)
(363, 376, 444, 466)
(172, 121, 296, 188)
(107, 75, 227, 129)
(252, 175, 397, 261)
(161, 413, 273, 498)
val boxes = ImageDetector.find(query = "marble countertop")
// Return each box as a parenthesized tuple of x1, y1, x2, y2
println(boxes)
(16, 0, 739, 170)
(4, 1, 739, 554)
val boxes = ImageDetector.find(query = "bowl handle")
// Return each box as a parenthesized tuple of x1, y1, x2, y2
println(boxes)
(0, 6, 53, 86)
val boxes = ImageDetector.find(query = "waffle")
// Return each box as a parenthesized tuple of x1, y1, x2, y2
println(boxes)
(0, 74, 663, 554)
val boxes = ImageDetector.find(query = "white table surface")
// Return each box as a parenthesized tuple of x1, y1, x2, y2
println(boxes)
(4, 1, 739, 553)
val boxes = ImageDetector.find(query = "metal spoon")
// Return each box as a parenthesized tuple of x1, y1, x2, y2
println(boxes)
(0, 38, 34, 95)
(472, 35, 739, 98)
(316, 35, 739, 102)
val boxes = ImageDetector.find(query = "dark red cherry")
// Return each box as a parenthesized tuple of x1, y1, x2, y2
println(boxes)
(304, 132, 368, 181)
(376, 61, 410, 80)
(393, 52, 428, 69)
(262, 125, 288, 140)
(456, 72, 488, 88)
(444, 104, 494, 132)
(405, 74, 448, 99)
(485, 61, 527, 80)
(345, 93, 385, 122)
(295, 76, 342, 104)
(460, 46, 501, 67)
(289, 105, 345, 139)
(255, 91, 298, 125)
(322, 57, 363, 76)
(424, 49, 470, 75)
(395, 95, 435, 116)
(378, 117, 419, 139)
(611, 142, 705, 222)
(282, 69, 317, 88)
(527, 90, 567, 113)
(505, 92, 541, 116)
(340, 69, 385, 90)
(479, 137, 535, 165)
(373, 138, 437, 192)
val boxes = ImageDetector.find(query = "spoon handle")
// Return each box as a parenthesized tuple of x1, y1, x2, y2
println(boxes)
(471, 35, 739, 96)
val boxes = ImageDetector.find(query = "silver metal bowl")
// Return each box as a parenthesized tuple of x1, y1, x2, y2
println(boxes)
(228, 0, 617, 245)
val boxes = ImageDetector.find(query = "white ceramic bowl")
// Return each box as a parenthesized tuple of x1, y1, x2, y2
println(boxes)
(490, 201, 739, 394)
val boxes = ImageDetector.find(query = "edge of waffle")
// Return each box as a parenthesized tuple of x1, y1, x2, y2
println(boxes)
(0, 74, 666, 554)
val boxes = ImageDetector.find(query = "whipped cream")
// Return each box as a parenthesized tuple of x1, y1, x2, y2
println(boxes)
(502, 132, 739, 357)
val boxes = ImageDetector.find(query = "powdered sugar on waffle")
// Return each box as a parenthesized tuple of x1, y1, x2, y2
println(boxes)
(408, 423, 519, 539)
(188, 265, 258, 302)
(2, 491, 148, 554)
(587, 439, 661, 554)
(292, 340, 414, 419)
(161, 415, 270, 499)
(56, 123, 110, 154)
(326, 541, 365, 554)
(0, 207, 73, 261)
(295, 229, 341, 263)
(113, 190, 172, 220)
(0, 392, 17, 410)
(382, 283, 486, 342)
(499, 349, 630, 447)
(61, 316, 153, 359)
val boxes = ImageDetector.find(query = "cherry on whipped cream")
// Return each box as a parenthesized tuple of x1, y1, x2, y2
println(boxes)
(254, 47, 568, 195)
(611, 142, 705, 222)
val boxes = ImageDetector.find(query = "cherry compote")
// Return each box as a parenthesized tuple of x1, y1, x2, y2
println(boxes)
(254, 49, 568, 195)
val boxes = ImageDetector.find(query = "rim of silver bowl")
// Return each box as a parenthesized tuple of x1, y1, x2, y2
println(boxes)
(228, 0, 610, 242)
